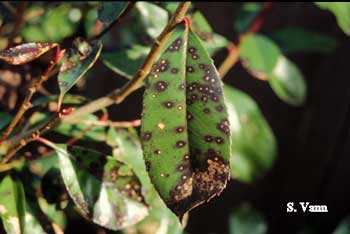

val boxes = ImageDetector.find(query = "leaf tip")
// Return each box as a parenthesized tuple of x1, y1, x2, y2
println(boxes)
(183, 17, 192, 29)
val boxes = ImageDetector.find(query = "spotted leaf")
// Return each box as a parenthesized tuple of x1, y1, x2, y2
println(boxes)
(0, 42, 57, 65)
(141, 22, 231, 220)
(58, 38, 102, 107)
(53, 144, 149, 230)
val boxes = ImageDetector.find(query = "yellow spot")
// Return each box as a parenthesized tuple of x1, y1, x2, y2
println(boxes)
(161, 173, 165, 177)
(178, 105, 183, 110)
(182, 175, 187, 180)
(151, 94, 157, 98)
(158, 123, 165, 129)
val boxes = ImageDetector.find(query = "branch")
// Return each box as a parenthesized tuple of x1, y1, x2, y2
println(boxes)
(7, 2, 28, 47)
(218, 43, 239, 79)
(64, 119, 141, 128)
(1, 108, 72, 164)
(89, 2, 135, 41)
(64, 2, 191, 121)
(0, 48, 65, 143)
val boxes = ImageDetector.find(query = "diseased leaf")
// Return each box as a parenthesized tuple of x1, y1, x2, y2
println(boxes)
(0, 42, 57, 65)
(107, 128, 185, 234)
(52, 144, 149, 230)
(315, 2, 350, 36)
(234, 3, 263, 34)
(190, 11, 229, 56)
(141, 22, 231, 219)
(103, 45, 150, 79)
(98, 2, 128, 24)
(269, 56, 306, 106)
(0, 176, 45, 234)
(268, 27, 338, 54)
(0, 176, 26, 234)
(224, 85, 277, 183)
(229, 203, 267, 234)
(58, 38, 102, 105)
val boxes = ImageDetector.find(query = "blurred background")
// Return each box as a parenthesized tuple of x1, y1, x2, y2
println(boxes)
(0, 2, 350, 234)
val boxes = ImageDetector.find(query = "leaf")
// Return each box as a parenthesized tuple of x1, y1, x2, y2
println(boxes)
(135, 2, 169, 39)
(0, 176, 26, 234)
(239, 34, 307, 106)
(22, 4, 81, 42)
(107, 128, 184, 234)
(0, 42, 57, 65)
(0, 112, 12, 131)
(58, 38, 102, 106)
(224, 85, 277, 183)
(239, 34, 281, 78)
(333, 216, 350, 234)
(102, 45, 150, 79)
(52, 144, 149, 230)
(229, 203, 267, 234)
(315, 2, 350, 36)
(234, 3, 263, 34)
(190, 11, 229, 55)
(141, 22, 231, 219)
(268, 27, 338, 54)
(54, 114, 106, 141)
(32, 94, 88, 108)
(269, 55, 306, 106)
(0, 176, 45, 234)
(98, 2, 128, 24)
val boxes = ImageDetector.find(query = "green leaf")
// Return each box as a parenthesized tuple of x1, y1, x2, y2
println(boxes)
(0, 176, 46, 234)
(315, 2, 350, 36)
(0, 176, 26, 234)
(224, 85, 277, 183)
(239, 34, 307, 106)
(58, 38, 102, 105)
(141, 22, 231, 219)
(37, 197, 67, 230)
(0, 112, 12, 131)
(0, 42, 57, 65)
(32, 94, 88, 108)
(53, 144, 149, 230)
(22, 4, 80, 42)
(268, 27, 338, 54)
(98, 2, 128, 24)
(54, 114, 106, 141)
(102, 45, 150, 79)
(135, 2, 168, 39)
(190, 11, 229, 55)
(229, 203, 267, 234)
(234, 3, 263, 34)
(333, 216, 350, 234)
(239, 34, 281, 77)
(269, 55, 306, 106)
(107, 128, 184, 234)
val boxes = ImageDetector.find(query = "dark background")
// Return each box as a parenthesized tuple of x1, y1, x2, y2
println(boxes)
(2, 2, 350, 234)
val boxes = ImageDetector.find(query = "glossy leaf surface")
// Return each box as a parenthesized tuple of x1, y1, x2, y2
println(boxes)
(224, 85, 276, 183)
(141, 22, 231, 219)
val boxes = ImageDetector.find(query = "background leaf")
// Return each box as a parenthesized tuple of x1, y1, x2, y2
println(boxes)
(239, 34, 307, 106)
(269, 55, 306, 106)
(0, 112, 12, 131)
(97, 2, 128, 24)
(229, 203, 267, 234)
(224, 85, 277, 183)
(315, 2, 350, 36)
(268, 27, 338, 54)
(234, 3, 263, 34)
